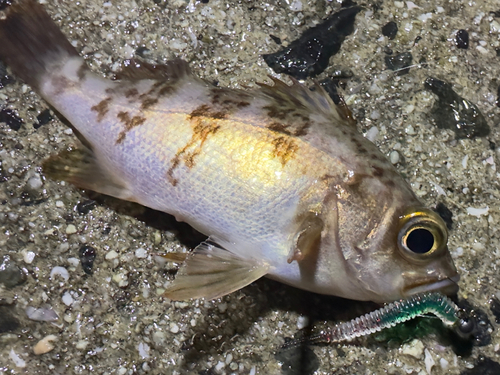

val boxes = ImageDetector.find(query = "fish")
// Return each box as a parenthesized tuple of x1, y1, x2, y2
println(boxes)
(0, 0, 459, 303)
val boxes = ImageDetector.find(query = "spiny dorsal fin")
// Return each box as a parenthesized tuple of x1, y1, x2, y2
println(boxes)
(114, 58, 192, 81)
(163, 241, 270, 301)
(257, 76, 352, 126)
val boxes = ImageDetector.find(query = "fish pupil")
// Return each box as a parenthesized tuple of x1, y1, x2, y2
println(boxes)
(406, 228, 434, 254)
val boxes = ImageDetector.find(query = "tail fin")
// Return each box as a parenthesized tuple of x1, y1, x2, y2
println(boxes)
(0, 0, 79, 90)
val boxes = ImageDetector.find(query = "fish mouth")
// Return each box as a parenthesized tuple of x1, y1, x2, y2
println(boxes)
(403, 274, 460, 296)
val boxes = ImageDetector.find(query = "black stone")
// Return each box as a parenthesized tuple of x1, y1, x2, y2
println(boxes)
(435, 202, 453, 230)
(263, 6, 361, 79)
(34, 109, 53, 129)
(456, 29, 469, 49)
(0, 108, 23, 131)
(0, 0, 12, 11)
(382, 21, 398, 39)
(0, 306, 19, 333)
(275, 343, 320, 375)
(384, 52, 412, 75)
(489, 295, 500, 324)
(200, 0, 209, 3)
(135, 46, 151, 58)
(76, 199, 96, 215)
(457, 299, 492, 347)
(79, 245, 96, 275)
(425, 77, 490, 139)
(0, 255, 27, 288)
(460, 356, 500, 375)
(270, 34, 282, 45)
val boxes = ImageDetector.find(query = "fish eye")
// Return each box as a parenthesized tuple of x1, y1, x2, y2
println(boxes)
(397, 208, 448, 261)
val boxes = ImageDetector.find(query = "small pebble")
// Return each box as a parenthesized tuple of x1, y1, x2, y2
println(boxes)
(170, 322, 180, 333)
(467, 206, 489, 217)
(9, 349, 26, 368)
(79, 245, 96, 274)
(66, 224, 77, 234)
(50, 266, 69, 281)
(401, 339, 424, 358)
(456, 29, 469, 49)
(0, 255, 27, 288)
(62, 291, 74, 306)
(382, 21, 398, 39)
(23, 251, 36, 264)
(389, 150, 400, 164)
(135, 247, 147, 259)
(0, 108, 23, 131)
(33, 335, 57, 355)
(25, 306, 59, 322)
(138, 342, 150, 359)
(385, 52, 413, 75)
(105, 250, 119, 260)
(75, 340, 89, 350)
(424, 348, 435, 374)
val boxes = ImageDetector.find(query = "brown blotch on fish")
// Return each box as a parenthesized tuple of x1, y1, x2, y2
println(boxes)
(271, 136, 298, 167)
(115, 111, 146, 144)
(371, 166, 385, 177)
(90, 97, 113, 122)
(210, 87, 251, 112)
(189, 104, 227, 120)
(141, 97, 159, 110)
(167, 118, 221, 185)
(125, 88, 139, 98)
(76, 63, 87, 81)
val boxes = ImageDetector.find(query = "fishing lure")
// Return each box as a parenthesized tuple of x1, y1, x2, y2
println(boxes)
(282, 292, 475, 348)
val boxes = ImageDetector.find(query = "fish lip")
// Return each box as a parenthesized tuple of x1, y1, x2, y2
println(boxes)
(403, 274, 460, 296)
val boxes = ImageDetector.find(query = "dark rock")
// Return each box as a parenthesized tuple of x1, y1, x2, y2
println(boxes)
(460, 356, 500, 375)
(269, 34, 282, 45)
(135, 46, 151, 58)
(0, 306, 19, 333)
(457, 299, 493, 347)
(34, 109, 53, 129)
(76, 199, 96, 215)
(79, 245, 96, 275)
(425, 77, 490, 139)
(263, 6, 361, 79)
(456, 29, 469, 49)
(0, 255, 27, 288)
(0, 0, 12, 11)
(382, 21, 398, 39)
(275, 343, 320, 375)
(496, 85, 500, 108)
(489, 295, 500, 324)
(0, 108, 23, 131)
(434, 202, 453, 230)
(385, 52, 412, 75)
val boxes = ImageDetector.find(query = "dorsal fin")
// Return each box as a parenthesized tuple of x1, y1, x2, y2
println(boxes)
(257, 76, 355, 128)
(114, 58, 192, 81)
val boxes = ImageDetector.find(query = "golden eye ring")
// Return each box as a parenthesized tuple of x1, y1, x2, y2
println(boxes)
(397, 208, 448, 262)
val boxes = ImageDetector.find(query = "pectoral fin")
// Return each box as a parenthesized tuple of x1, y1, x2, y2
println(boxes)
(288, 213, 324, 264)
(42, 148, 133, 201)
(163, 241, 270, 301)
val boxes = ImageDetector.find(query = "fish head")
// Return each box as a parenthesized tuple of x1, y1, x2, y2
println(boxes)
(333, 203, 459, 303)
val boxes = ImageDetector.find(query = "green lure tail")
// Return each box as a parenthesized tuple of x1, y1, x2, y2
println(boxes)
(282, 292, 475, 349)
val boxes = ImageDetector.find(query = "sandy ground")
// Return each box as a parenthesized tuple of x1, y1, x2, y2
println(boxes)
(1, 0, 499, 374)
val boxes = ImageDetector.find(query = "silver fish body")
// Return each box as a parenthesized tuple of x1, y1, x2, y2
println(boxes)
(0, 0, 458, 303)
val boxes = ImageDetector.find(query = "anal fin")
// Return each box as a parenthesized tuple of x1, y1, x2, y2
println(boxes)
(163, 241, 270, 301)
(42, 148, 132, 200)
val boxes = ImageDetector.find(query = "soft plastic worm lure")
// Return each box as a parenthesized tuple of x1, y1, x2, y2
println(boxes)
(283, 292, 475, 348)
